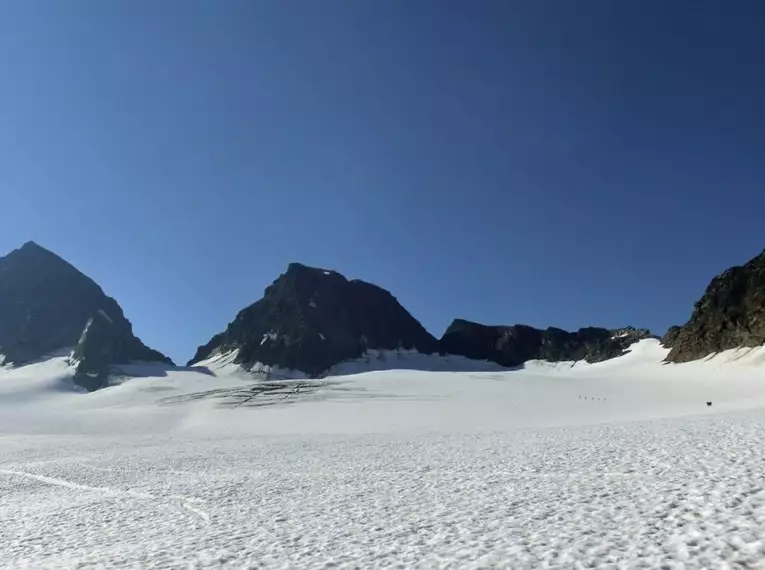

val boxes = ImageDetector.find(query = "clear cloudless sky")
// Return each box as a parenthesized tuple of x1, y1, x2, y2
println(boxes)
(1, 0, 764, 364)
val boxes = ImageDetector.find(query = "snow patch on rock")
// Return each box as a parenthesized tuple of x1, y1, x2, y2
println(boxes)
(97, 309, 114, 324)
(260, 331, 278, 346)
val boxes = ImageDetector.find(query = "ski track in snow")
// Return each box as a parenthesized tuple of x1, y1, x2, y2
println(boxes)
(0, 465, 211, 533)
(0, 468, 153, 499)
(3, 413, 765, 569)
(173, 496, 212, 526)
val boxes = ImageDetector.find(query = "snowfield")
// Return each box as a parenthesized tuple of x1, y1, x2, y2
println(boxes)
(3, 340, 765, 569)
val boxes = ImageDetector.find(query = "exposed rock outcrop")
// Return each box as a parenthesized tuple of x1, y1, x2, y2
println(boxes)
(661, 326, 683, 349)
(189, 263, 438, 376)
(440, 319, 653, 367)
(665, 249, 765, 363)
(0, 241, 171, 389)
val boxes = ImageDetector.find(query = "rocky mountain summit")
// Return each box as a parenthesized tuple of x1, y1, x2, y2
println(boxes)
(663, 248, 765, 363)
(190, 263, 438, 376)
(0, 242, 171, 390)
(440, 320, 653, 368)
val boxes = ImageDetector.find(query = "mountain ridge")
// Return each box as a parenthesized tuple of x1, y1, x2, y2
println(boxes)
(190, 262, 655, 377)
(3, 241, 765, 388)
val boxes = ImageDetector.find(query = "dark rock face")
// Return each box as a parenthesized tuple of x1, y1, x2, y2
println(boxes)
(440, 319, 653, 367)
(190, 263, 438, 376)
(0, 241, 172, 389)
(661, 325, 683, 349)
(665, 249, 765, 363)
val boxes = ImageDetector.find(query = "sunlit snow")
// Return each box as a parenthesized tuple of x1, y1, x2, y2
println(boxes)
(3, 340, 765, 568)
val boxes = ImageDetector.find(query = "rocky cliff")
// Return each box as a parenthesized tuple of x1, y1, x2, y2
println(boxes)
(0, 241, 172, 390)
(189, 263, 438, 376)
(664, 249, 765, 363)
(440, 319, 653, 367)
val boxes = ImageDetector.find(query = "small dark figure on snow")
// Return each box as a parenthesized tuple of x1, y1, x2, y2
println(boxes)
(706, 401, 712, 407)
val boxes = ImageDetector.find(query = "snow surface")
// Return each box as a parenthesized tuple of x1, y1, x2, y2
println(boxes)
(3, 340, 765, 568)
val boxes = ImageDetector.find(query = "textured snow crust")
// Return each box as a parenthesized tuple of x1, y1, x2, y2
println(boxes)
(3, 340, 765, 569)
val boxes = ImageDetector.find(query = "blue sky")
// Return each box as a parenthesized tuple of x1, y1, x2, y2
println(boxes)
(1, 1, 764, 363)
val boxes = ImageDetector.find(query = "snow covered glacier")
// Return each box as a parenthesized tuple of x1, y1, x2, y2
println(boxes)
(3, 339, 765, 569)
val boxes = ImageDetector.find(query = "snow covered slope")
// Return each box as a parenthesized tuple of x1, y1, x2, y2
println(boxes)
(3, 339, 765, 568)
